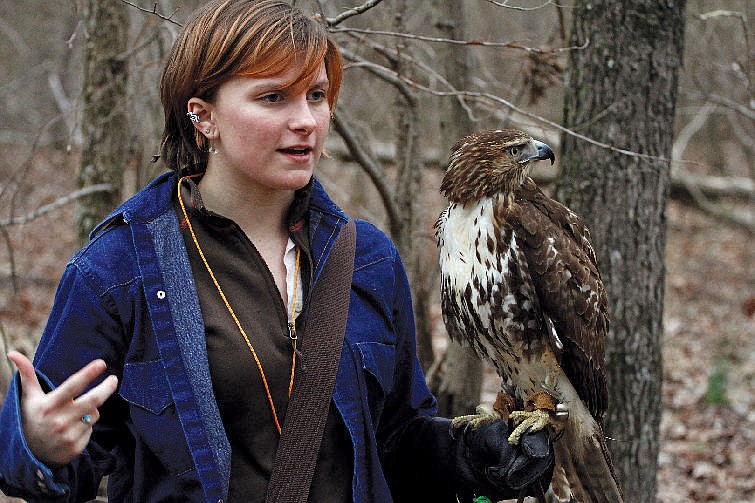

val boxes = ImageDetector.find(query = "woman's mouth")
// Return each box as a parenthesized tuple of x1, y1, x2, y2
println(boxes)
(278, 146, 312, 156)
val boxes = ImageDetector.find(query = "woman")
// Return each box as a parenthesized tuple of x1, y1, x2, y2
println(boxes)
(0, 1, 552, 501)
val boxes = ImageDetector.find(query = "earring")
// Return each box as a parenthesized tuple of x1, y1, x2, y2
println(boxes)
(207, 130, 218, 155)
(187, 111, 200, 123)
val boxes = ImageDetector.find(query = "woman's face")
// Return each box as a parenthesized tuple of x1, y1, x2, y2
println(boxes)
(193, 62, 331, 194)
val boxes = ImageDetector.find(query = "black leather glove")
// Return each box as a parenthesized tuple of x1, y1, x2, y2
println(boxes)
(452, 418, 554, 502)
(382, 416, 553, 503)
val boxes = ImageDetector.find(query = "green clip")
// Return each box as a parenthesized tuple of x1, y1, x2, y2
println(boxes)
(473, 497, 493, 503)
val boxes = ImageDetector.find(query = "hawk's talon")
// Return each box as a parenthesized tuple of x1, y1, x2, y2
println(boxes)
(451, 405, 502, 431)
(506, 390, 569, 445)
(508, 409, 552, 445)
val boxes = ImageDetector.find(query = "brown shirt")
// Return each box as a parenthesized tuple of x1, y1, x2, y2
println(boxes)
(176, 178, 352, 502)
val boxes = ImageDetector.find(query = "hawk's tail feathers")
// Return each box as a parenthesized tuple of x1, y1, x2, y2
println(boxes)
(552, 419, 624, 503)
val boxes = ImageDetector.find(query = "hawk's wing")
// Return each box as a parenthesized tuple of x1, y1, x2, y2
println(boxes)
(505, 177, 609, 420)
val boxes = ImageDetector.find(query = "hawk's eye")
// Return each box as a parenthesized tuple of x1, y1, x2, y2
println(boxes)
(509, 146, 519, 157)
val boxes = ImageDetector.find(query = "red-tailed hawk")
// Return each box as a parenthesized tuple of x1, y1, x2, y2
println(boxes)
(436, 129, 623, 502)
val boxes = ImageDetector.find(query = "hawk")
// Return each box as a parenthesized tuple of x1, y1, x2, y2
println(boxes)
(436, 129, 623, 502)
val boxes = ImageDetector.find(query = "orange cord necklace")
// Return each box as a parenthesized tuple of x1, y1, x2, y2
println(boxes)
(178, 175, 299, 435)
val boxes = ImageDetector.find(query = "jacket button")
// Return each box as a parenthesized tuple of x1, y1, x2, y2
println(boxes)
(157, 290, 166, 299)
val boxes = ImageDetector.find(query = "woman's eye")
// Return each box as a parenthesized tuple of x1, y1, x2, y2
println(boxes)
(262, 93, 283, 103)
(308, 90, 327, 102)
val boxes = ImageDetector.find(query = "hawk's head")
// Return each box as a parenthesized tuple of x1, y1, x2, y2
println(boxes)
(440, 129, 555, 204)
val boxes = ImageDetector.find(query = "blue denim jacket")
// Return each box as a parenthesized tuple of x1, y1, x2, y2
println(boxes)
(0, 172, 437, 502)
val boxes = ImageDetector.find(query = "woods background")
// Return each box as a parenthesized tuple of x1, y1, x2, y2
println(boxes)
(0, 0, 752, 501)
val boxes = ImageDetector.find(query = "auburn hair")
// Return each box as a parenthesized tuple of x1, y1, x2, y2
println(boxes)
(159, 0, 343, 173)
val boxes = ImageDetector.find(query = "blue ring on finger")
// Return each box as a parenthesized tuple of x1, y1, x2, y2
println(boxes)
(81, 414, 92, 426)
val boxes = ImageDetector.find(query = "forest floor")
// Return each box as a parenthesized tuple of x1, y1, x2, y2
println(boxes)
(654, 201, 753, 502)
(0, 155, 752, 501)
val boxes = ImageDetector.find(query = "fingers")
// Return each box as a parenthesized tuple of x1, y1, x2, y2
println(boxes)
(47, 359, 110, 408)
(9, 351, 119, 419)
(6, 353, 120, 467)
(74, 374, 119, 414)
(519, 430, 551, 459)
(8, 351, 43, 398)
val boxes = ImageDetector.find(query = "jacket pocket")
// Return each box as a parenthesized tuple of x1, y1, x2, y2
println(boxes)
(356, 342, 396, 428)
(119, 360, 194, 475)
(119, 360, 172, 414)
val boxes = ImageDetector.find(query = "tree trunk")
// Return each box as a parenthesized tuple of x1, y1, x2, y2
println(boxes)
(389, 0, 437, 373)
(556, 1, 686, 501)
(426, 0, 484, 417)
(76, 0, 129, 244)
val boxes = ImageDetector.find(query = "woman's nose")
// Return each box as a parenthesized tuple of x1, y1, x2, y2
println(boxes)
(288, 98, 317, 134)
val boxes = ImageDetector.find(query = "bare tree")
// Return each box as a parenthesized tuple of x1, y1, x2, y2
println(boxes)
(555, 1, 687, 501)
(425, 0, 483, 417)
(76, 0, 130, 244)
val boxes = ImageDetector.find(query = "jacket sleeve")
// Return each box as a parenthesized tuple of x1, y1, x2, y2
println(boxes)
(372, 246, 461, 501)
(0, 259, 127, 502)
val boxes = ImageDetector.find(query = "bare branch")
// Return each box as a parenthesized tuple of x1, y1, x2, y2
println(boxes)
(0, 15, 30, 54)
(340, 62, 665, 162)
(117, 0, 182, 26)
(0, 184, 115, 228)
(672, 173, 754, 231)
(485, 0, 556, 11)
(48, 71, 83, 148)
(706, 93, 755, 121)
(331, 26, 589, 54)
(325, 0, 384, 26)
(671, 101, 754, 231)
(115, 27, 162, 62)
(697, 10, 747, 22)
(338, 31, 478, 120)
(0, 226, 18, 295)
(339, 48, 418, 105)
(673, 102, 715, 162)
(695, 8, 751, 95)
(331, 110, 400, 231)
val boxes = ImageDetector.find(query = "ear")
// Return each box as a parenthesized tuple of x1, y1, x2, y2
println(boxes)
(187, 97, 215, 138)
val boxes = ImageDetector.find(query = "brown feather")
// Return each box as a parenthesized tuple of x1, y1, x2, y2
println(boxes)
(508, 181, 609, 420)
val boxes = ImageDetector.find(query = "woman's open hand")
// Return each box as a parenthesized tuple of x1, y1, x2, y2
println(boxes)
(7, 351, 119, 467)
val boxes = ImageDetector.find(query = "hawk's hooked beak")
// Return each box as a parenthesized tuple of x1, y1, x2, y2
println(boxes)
(520, 139, 555, 165)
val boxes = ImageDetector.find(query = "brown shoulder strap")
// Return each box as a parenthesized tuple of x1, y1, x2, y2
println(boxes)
(265, 219, 356, 503)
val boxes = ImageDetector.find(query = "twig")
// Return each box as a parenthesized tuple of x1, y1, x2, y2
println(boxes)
(331, 26, 589, 54)
(325, 0, 384, 26)
(485, 0, 555, 11)
(672, 102, 754, 231)
(0, 184, 115, 228)
(697, 10, 747, 22)
(331, 111, 400, 230)
(339, 48, 418, 105)
(117, 0, 182, 26)
(1, 226, 17, 295)
(673, 102, 715, 162)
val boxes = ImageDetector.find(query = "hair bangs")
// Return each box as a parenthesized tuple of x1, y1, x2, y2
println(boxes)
(236, 15, 329, 95)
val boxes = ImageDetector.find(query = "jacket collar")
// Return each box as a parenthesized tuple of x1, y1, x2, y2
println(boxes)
(91, 172, 349, 241)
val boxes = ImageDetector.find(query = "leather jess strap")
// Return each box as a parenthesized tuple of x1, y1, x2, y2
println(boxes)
(264, 219, 356, 503)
